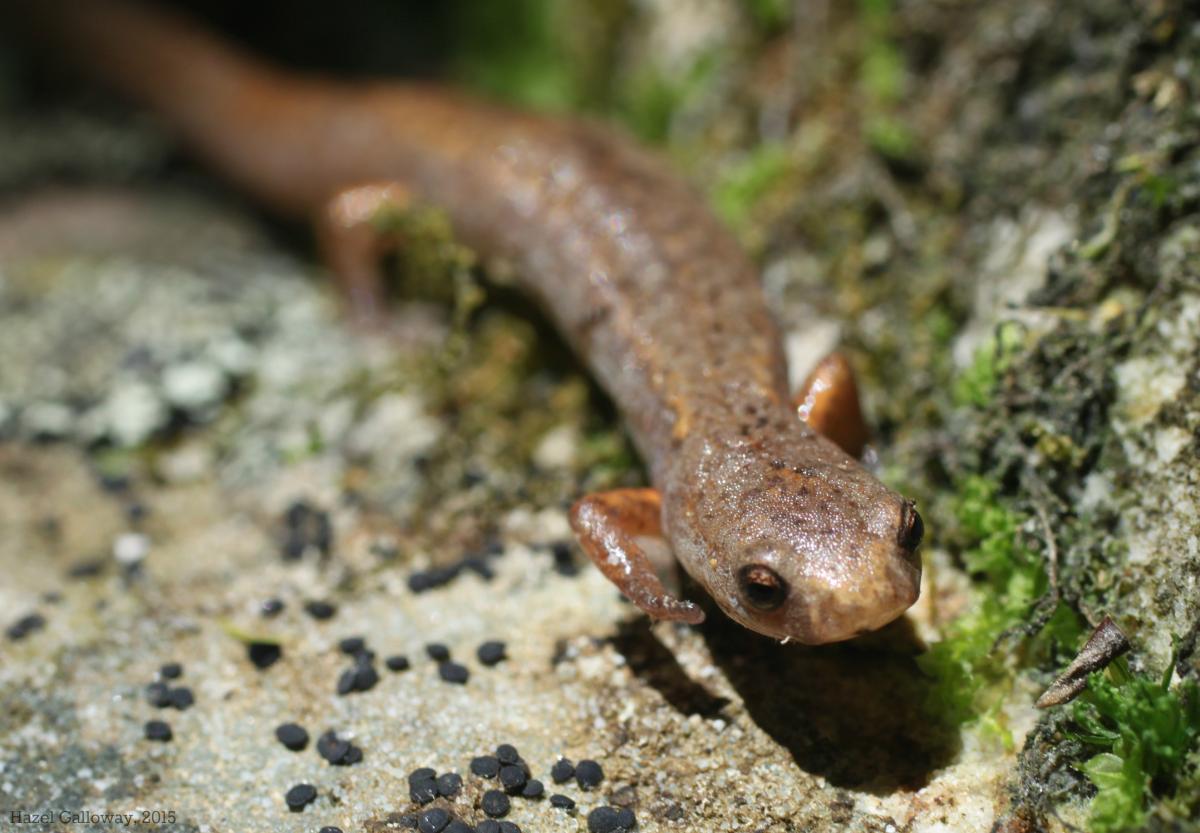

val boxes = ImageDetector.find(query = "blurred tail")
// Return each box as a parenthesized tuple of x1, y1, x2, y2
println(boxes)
(8, 0, 338, 213)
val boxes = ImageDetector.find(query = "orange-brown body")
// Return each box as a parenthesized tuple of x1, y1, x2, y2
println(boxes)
(17, 0, 922, 643)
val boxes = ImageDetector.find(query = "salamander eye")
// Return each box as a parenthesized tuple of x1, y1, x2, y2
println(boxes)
(738, 564, 788, 611)
(899, 502, 924, 551)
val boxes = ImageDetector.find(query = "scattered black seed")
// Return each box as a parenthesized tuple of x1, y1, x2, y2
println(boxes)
(304, 600, 337, 620)
(409, 779, 437, 805)
(67, 558, 106, 579)
(470, 755, 500, 778)
(418, 808, 450, 833)
(260, 597, 285, 617)
(280, 500, 333, 560)
(495, 744, 520, 765)
(549, 794, 575, 811)
(425, 643, 451, 662)
(284, 783, 317, 812)
(407, 563, 462, 594)
(550, 758, 574, 784)
(498, 823, 521, 833)
(587, 807, 636, 833)
(336, 669, 357, 696)
(386, 654, 411, 672)
(476, 641, 506, 667)
(6, 613, 45, 641)
(274, 722, 309, 751)
(575, 759, 604, 790)
(498, 765, 527, 794)
(438, 662, 469, 685)
(338, 636, 367, 656)
(551, 540, 578, 576)
(316, 730, 362, 766)
(145, 681, 172, 708)
(520, 779, 544, 799)
(475, 822, 501, 833)
(247, 641, 282, 669)
(144, 720, 172, 742)
(408, 767, 437, 785)
(159, 662, 183, 679)
(168, 686, 194, 710)
(480, 790, 510, 818)
(319, 828, 344, 833)
(436, 772, 463, 798)
(445, 821, 473, 833)
(462, 557, 495, 580)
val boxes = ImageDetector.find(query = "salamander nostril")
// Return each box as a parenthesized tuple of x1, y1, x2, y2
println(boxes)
(899, 503, 924, 552)
(738, 564, 788, 611)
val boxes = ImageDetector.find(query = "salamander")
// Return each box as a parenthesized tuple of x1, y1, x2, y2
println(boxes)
(14, 0, 923, 643)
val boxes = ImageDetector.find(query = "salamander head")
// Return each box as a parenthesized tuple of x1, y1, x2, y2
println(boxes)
(668, 429, 923, 644)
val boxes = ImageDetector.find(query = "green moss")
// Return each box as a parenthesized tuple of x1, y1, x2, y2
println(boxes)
(952, 322, 1026, 407)
(614, 49, 723, 143)
(856, 0, 915, 163)
(744, 0, 794, 34)
(712, 143, 794, 233)
(1071, 655, 1200, 832)
(447, 0, 587, 111)
(918, 473, 1086, 735)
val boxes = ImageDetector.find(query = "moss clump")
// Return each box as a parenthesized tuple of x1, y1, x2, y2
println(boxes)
(1070, 656, 1200, 832)
(919, 474, 1082, 739)
(952, 323, 1027, 408)
(712, 143, 794, 235)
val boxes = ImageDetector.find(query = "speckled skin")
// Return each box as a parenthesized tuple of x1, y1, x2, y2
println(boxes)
(21, 0, 922, 643)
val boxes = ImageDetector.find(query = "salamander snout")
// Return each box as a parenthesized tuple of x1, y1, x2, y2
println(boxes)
(719, 496, 924, 645)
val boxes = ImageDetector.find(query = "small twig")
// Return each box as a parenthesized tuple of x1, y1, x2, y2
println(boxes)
(1036, 616, 1131, 708)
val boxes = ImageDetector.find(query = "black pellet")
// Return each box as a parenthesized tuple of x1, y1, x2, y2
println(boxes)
(436, 772, 463, 798)
(247, 641, 282, 669)
(145, 681, 172, 708)
(408, 767, 437, 785)
(498, 823, 521, 833)
(480, 790, 510, 818)
(304, 600, 337, 620)
(319, 827, 343, 833)
(475, 822, 501, 833)
(438, 662, 469, 684)
(549, 794, 575, 811)
(586, 807, 636, 833)
(284, 783, 317, 812)
(275, 722, 309, 751)
(495, 744, 520, 765)
(386, 654, 411, 672)
(476, 641, 506, 667)
(520, 779, 544, 799)
(260, 597, 285, 617)
(575, 759, 604, 790)
(418, 807, 450, 833)
(159, 662, 183, 679)
(498, 765, 526, 794)
(338, 636, 367, 656)
(470, 755, 500, 778)
(550, 758, 574, 784)
(409, 779, 437, 805)
(445, 821, 472, 833)
(6, 613, 45, 641)
(144, 720, 172, 742)
(425, 643, 451, 662)
(168, 687, 194, 710)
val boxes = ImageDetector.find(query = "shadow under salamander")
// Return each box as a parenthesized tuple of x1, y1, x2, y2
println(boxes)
(612, 604, 961, 795)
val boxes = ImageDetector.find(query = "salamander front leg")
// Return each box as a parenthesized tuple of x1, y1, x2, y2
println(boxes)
(569, 488, 705, 624)
(316, 182, 414, 328)
(793, 351, 869, 458)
